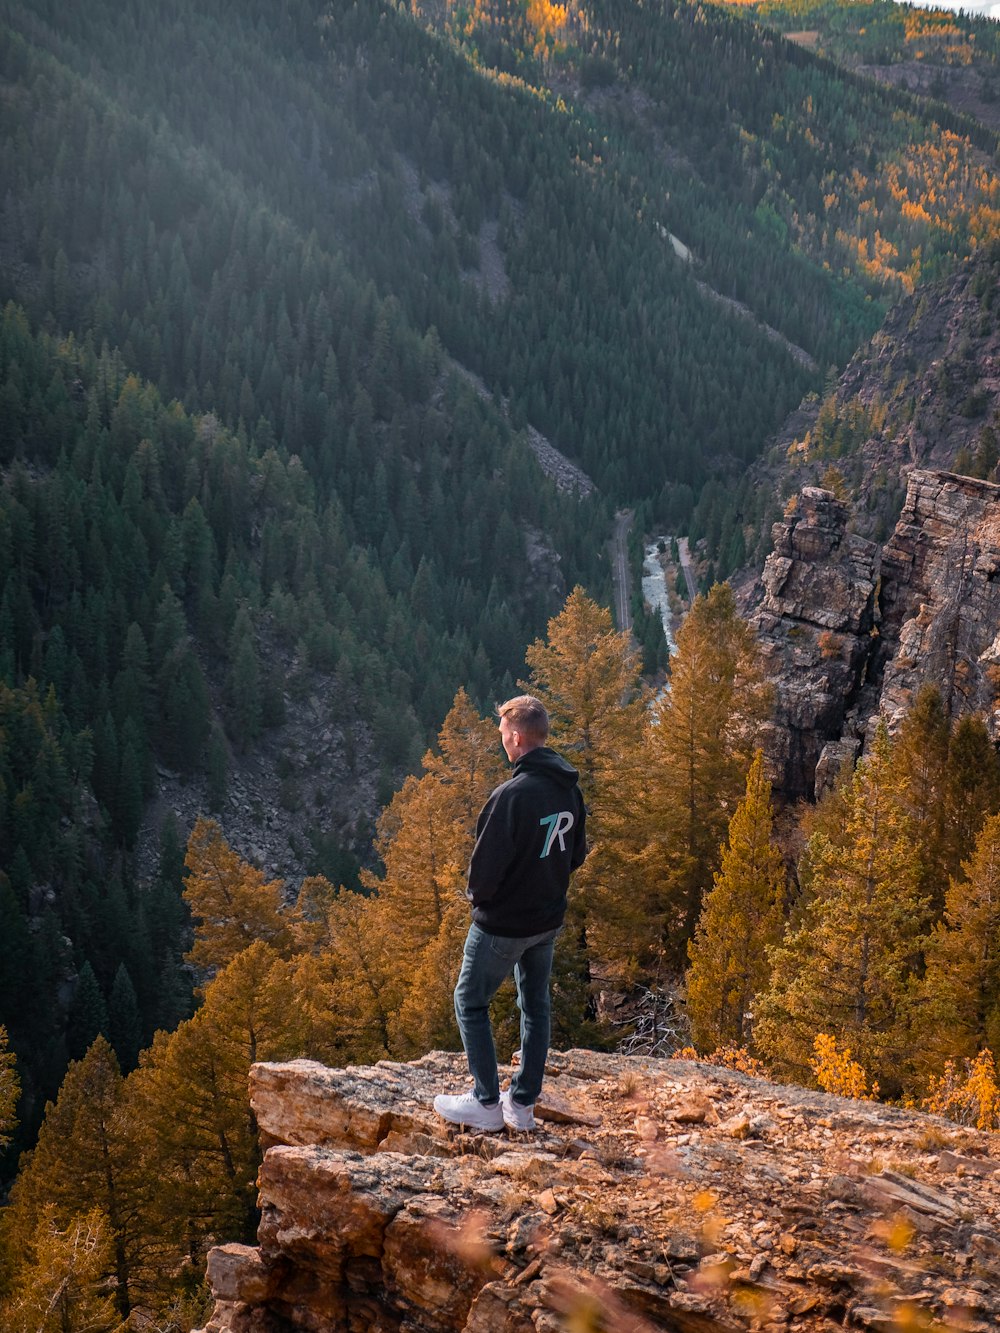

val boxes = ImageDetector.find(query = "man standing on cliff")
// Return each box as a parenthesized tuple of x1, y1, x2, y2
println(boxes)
(433, 695, 587, 1132)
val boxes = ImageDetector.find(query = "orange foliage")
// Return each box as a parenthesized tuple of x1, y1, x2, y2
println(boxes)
(672, 1044, 771, 1078)
(810, 1033, 879, 1101)
(527, 0, 568, 36)
(922, 1049, 1000, 1131)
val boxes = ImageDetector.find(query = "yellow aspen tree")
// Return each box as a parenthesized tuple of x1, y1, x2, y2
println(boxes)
(908, 811, 1000, 1089)
(755, 725, 928, 1094)
(810, 1034, 878, 1100)
(643, 584, 772, 966)
(182, 817, 291, 976)
(685, 750, 786, 1052)
(923, 1049, 1000, 1131)
(2, 1038, 137, 1320)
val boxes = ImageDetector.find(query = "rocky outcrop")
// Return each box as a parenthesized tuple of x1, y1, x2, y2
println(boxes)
(877, 469, 1000, 740)
(195, 1049, 1000, 1333)
(753, 469, 1000, 798)
(750, 487, 878, 798)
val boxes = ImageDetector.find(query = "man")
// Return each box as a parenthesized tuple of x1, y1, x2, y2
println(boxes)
(434, 695, 587, 1132)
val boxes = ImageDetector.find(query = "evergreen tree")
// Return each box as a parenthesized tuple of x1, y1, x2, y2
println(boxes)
(206, 725, 228, 813)
(319, 891, 396, 1061)
(67, 963, 108, 1061)
(0, 1207, 123, 1333)
(889, 684, 951, 913)
(755, 727, 928, 1093)
(349, 689, 506, 1056)
(108, 965, 143, 1074)
(686, 751, 786, 1052)
(942, 714, 1000, 889)
(524, 588, 646, 990)
(121, 942, 315, 1297)
(225, 609, 262, 748)
(182, 818, 290, 977)
(643, 584, 771, 966)
(523, 586, 644, 804)
(0, 1025, 18, 1151)
(908, 811, 1000, 1089)
(0, 878, 33, 1032)
(3, 1038, 134, 1318)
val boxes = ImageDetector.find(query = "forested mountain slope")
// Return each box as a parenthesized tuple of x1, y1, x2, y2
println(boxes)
(726, 0, 1000, 134)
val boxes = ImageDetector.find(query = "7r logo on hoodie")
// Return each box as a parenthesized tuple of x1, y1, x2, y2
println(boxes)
(539, 811, 575, 858)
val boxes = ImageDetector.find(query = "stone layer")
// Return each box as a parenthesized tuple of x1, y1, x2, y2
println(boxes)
(751, 469, 1000, 797)
(195, 1049, 1000, 1332)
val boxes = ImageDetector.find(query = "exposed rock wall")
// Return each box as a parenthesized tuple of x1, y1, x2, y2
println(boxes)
(750, 487, 878, 798)
(877, 470, 1000, 739)
(753, 470, 1000, 798)
(195, 1050, 1000, 1333)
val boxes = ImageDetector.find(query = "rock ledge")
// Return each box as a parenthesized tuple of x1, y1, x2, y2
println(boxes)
(195, 1049, 1000, 1332)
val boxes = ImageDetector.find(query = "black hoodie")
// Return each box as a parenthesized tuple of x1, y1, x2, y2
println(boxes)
(466, 746, 587, 937)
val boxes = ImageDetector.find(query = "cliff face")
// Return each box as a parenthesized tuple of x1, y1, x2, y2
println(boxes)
(195, 1049, 1000, 1333)
(878, 470, 1000, 737)
(750, 487, 878, 798)
(753, 468, 1000, 799)
(749, 243, 1000, 555)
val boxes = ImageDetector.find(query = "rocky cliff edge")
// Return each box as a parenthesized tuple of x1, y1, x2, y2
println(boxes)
(194, 1049, 1000, 1333)
(751, 469, 1000, 799)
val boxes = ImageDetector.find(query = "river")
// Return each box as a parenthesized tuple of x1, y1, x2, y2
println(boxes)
(641, 539, 677, 655)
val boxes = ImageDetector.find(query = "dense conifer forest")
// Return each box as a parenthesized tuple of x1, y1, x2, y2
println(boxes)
(3, 0, 1000, 1325)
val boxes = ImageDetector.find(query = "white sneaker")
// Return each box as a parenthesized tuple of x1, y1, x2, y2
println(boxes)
(500, 1088, 536, 1131)
(433, 1091, 504, 1132)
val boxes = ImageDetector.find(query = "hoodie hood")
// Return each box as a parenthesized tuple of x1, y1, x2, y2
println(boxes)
(512, 745, 580, 788)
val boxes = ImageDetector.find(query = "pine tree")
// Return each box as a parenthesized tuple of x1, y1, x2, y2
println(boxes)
(121, 942, 313, 1295)
(108, 965, 143, 1074)
(908, 811, 1000, 1089)
(345, 688, 505, 1056)
(643, 583, 771, 966)
(523, 586, 644, 805)
(0, 877, 33, 1030)
(0, 1024, 18, 1150)
(3, 1038, 135, 1318)
(225, 609, 262, 748)
(0, 1207, 124, 1333)
(67, 963, 108, 1061)
(889, 684, 951, 913)
(686, 751, 786, 1052)
(182, 817, 290, 977)
(523, 588, 646, 989)
(206, 724, 228, 812)
(942, 714, 1000, 890)
(319, 891, 396, 1060)
(755, 727, 928, 1093)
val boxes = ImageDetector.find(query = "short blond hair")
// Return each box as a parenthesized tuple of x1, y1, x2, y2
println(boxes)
(498, 695, 549, 743)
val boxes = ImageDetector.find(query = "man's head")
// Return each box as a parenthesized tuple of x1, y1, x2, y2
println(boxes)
(497, 695, 549, 762)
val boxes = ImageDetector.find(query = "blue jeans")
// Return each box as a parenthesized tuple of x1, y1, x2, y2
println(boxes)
(454, 923, 560, 1107)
